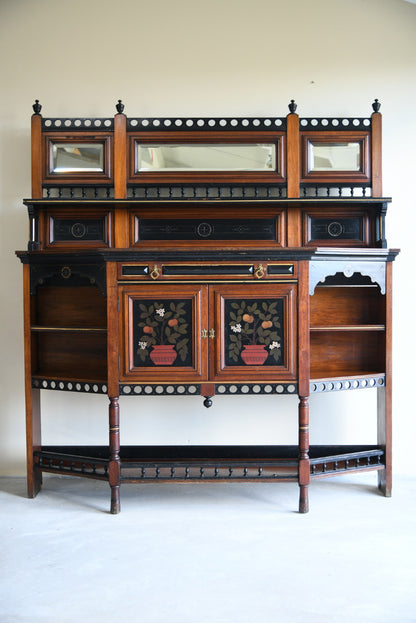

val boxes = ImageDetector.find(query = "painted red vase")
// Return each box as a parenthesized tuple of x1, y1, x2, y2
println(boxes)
(240, 344, 268, 365)
(149, 345, 177, 366)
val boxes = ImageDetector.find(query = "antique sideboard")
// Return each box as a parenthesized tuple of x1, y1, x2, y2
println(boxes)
(16, 99, 399, 513)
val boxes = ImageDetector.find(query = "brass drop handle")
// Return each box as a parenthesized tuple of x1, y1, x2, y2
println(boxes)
(150, 264, 161, 280)
(254, 263, 265, 279)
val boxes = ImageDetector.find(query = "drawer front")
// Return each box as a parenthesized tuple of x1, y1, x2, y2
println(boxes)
(303, 208, 372, 247)
(45, 209, 113, 248)
(128, 205, 285, 249)
(117, 261, 297, 282)
(137, 217, 276, 241)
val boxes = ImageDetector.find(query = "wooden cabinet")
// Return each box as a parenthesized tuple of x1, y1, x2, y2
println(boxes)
(119, 281, 297, 386)
(16, 100, 399, 513)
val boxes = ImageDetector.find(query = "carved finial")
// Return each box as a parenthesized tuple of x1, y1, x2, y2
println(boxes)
(288, 99, 297, 113)
(32, 99, 42, 114)
(372, 99, 381, 112)
(116, 99, 125, 114)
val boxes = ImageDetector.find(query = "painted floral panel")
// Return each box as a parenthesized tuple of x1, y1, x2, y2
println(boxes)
(133, 299, 193, 367)
(224, 298, 284, 367)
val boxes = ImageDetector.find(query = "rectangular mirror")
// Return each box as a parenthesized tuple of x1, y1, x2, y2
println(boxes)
(136, 143, 276, 172)
(51, 143, 104, 173)
(308, 142, 361, 172)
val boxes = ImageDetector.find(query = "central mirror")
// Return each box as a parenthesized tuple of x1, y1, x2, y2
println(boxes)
(308, 142, 361, 172)
(136, 143, 276, 172)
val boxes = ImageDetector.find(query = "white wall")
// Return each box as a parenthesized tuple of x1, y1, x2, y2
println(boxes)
(0, 0, 415, 476)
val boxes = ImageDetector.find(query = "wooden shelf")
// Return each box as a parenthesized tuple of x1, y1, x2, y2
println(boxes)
(31, 326, 107, 333)
(310, 325, 385, 332)
(310, 369, 385, 381)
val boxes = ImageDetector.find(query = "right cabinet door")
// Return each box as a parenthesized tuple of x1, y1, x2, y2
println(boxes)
(209, 283, 298, 382)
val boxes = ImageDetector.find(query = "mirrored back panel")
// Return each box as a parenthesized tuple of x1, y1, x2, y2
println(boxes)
(128, 132, 285, 184)
(43, 134, 112, 184)
(51, 143, 104, 173)
(136, 144, 276, 173)
(300, 131, 370, 184)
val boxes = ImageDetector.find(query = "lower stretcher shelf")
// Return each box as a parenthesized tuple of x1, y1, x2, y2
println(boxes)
(35, 445, 385, 483)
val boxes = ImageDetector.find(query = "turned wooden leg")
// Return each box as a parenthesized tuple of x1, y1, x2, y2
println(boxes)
(109, 396, 121, 514)
(299, 484, 309, 514)
(110, 485, 121, 514)
(298, 395, 310, 513)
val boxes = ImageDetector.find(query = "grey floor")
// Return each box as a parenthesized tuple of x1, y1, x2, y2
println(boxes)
(1, 473, 415, 623)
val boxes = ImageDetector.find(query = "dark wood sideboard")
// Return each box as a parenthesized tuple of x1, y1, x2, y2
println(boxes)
(16, 99, 399, 513)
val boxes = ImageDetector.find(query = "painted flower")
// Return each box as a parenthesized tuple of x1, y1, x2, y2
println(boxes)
(231, 323, 242, 333)
(136, 300, 190, 365)
(227, 299, 282, 364)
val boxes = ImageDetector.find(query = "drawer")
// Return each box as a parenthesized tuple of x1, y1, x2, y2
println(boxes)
(127, 205, 286, 249)
(43, 208, 113, 249)
(118, 261, 297, 281)
(302, 207, 372, 247)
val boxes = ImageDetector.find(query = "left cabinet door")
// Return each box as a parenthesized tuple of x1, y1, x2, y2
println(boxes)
(119, 284, 209, 383)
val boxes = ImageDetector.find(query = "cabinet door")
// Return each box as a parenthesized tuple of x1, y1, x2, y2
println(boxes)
(209, 283, 297, 382)
(119, 284, 208, 382)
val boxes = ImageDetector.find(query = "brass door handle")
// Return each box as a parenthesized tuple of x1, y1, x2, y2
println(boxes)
(201, 329, 208, 339)
(209, 329, 215, 339)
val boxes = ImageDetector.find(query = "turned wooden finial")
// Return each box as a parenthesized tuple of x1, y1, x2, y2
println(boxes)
(372, 99, 381, 112)
(116, 99, 125, 114)
(288, 99, 297, 113)
(32, 100, 42, 114)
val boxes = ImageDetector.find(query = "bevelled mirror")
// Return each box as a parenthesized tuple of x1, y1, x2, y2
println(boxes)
(45, 135, 112, 182)
(128, 133, 286, 183)
(136, 144, 276, 172)
(52, 143, 104, 173)
(308, 142, 361, 172)
(300, 132, 370, 183)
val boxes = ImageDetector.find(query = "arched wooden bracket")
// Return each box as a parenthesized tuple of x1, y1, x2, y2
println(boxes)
(309, 260, 386, 295)
(30, 262, 107, 296)
(203, 396, 213, 408)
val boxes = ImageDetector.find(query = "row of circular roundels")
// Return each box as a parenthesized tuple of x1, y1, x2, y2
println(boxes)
(43, 117, 370, 129)
(122, 385, 198, 395)
(35, 379, 107, 393)
(216, 384, 296, 394)
(300, 118, 370, 127)
(43, 118, 112, 128)
(310, 378, 384, 392)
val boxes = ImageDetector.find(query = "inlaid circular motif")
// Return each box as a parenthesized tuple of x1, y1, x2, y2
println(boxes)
(327, 221, 343, 238)
(196, 222, 213, 238)
(71, 222, 87, 239)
